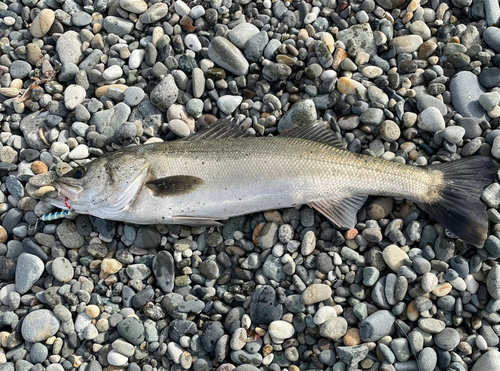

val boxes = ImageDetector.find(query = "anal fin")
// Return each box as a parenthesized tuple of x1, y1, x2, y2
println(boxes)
(170, 216, 227, 227)
(309, 194, 368, 229)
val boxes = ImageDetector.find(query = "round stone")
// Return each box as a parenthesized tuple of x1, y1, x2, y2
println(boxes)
(380, 120, 401, 142)
(15, 253, 44, 294)
(418, 107, 445, 132)
(30, 9, 55, 38)
(21, 309, 60, 342)
(268, 320, 295, 342)
(434, 328, 460, 350)
(208, 36, 249, 76)
(301, 284, 332, 305)
(319, 317, 348, 340)
(51, 257, 74, 283)
(471, 350, 500, 371)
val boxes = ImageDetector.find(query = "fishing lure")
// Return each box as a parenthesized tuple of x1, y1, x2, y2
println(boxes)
(28, 210, 76, 231)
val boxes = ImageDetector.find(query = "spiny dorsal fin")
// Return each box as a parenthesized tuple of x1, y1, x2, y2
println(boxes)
(184, 116, 253, 141)
(279, 121, 346, 149)
(309, 194, 368, 229)
(146, 175, 204, 197)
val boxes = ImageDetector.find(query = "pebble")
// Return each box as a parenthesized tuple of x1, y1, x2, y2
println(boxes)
(64, 85, 86, 110)
(418, 107, 445, 132)
(319, 317, 348, 340)
(359, 310, 395, 342)
(30, 9, 55, 38)
(471, 350, 500, 371)
(301, 284, 332, 305)
(51, 257, 74, 283)
(383, 245, 409, 272)
(450, 71, 487, 120)
(487, 265, 500, 300)
(268, 320, 295, 342)
(15, 253, 44, 294)
(21, 310, 60, 342)
(208, 37, 249, 76)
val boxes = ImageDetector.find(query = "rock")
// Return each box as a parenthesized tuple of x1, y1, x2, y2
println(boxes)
(117, 316, 145, 345)
(217, 96, 243, 114)
(390, 35, 423, 53)
(140, 3, 169, 24)
(249, 285, 283, 324)
(103, 16, 134, 37)
(487, 265, 500, 300)
(119, 0, 147, 14)
(51, 257, 74, 283)
(57, 31, 83, 65)
(101, 258, 122, 274)
(480, 67, 500, 88)
(301, 284, 332, 305)
(15, 253, 44, 294)
(337, 77, 367, 95)
(359, 310, 395, 342)
(228, 23, 260, 48)
(107, 350, 128, 366)
(150, 74, 178, 111)
(484, 27, 500, 52)
(21, 309, 60, 342)
(320, 317, 348, 340)
(417, 348, 437, 371)
(336, 24, 377, 55)
(30, 9, 55, 38)
(9, 60, 31, 79)
(268, 320, 295, 342)
(64, 85, 86, 110)
(376, 0, 405, 9)
(434, 328, 460, 350)
(471, 350, 500, 371)
(56, 220, 85, 249)
(201, 321, 224, 352)
(262, 62, 292, 82)
(450, 71, 487, 120)
(277, 99, 317, 132)
(418, 107, 445, 132)
(153, 251, 175, 294)
(208, 36, 249, 76)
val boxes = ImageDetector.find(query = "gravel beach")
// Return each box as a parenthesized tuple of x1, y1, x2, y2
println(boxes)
(1, 0, 500, 371)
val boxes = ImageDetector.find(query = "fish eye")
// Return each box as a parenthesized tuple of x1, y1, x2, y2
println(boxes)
(73, 168, 85, 179)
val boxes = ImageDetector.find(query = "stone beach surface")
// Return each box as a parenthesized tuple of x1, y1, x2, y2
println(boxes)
(1, 0, 500, 371)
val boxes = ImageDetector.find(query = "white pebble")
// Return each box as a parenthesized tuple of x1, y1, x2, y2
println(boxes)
(184, 34, 202, 52)
(102, 65, 123, 81)
(189, 5, 205, 19)
(64, 84, 86, 110)
(68, 144, 89, 160)
(129, 49, 145, 70)
(268, 320, 295, 343)
(4, 17, 16, 26)
(314, 306, 337, 325)
(174, 0, 190, 16)
(465, 275, 479, 294)
(107, 350, 128, 366)
(74, 312, 92, 333)
(476, 335, 488, 350)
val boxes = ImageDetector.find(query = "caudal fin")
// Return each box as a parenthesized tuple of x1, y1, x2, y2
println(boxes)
(417, 156, 499, 246)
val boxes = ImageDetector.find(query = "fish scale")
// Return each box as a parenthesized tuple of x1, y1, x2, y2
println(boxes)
(117, 137, 437, 223)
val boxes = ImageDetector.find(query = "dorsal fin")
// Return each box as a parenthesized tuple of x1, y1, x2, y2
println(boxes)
(279, 121, 346, 149)
(309, 194, 368, 229)
(184, 116, 253, 141)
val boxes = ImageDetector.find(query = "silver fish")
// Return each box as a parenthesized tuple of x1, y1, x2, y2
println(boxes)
(45, 119, 498, 246)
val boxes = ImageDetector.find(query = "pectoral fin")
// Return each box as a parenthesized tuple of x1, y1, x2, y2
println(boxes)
(170, 216, 227, 227)
(309, 194, 368, 229)
(146, 175, 204, 197)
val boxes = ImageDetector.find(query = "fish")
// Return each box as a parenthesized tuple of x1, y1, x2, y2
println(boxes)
(44, 118, 499, 246)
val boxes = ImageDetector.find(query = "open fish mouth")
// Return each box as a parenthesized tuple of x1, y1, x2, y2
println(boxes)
(51, 180, 83, 201)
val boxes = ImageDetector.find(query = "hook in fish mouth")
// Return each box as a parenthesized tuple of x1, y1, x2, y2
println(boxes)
(51, 180, 83, 201)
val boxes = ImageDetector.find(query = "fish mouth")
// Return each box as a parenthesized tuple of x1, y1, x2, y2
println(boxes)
(51, 180, 83, 201)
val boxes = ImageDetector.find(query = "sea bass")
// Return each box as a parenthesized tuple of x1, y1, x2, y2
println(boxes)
(45, 119, 498, 246)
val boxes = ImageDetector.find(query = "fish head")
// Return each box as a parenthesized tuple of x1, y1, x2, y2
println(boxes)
(47, 153, 150, 218)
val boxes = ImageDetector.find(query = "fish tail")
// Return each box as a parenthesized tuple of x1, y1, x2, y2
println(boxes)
(416, 156, 499, 246)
